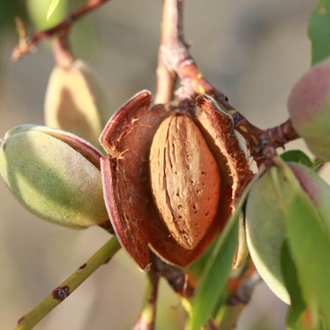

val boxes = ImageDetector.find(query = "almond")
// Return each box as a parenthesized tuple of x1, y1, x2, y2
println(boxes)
(100, 91, 252, 270)
(0, 124, 108, 229)
(149, 113, 221, 250)
(45, 60, 112, 148)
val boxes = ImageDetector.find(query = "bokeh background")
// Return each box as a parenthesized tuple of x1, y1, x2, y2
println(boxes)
(0, 0, 327, 329)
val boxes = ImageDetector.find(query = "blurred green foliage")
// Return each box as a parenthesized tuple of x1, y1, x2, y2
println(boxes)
(0, 0, 99, 67)
(309, 0, 330, 66)
(280, 150, 314, 169)
(0, 0, 26, 34)
(26, 0, 68, 30)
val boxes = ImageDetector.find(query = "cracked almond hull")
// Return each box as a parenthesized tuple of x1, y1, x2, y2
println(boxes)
(100, 90, 252, 270)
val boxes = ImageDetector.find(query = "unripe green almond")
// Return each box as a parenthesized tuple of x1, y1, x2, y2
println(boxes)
(26, 0, 67, 30)
(45, 60, 112, 148)
(246, 163, 330, 304)
(0, 125, 108, 229)
(288, 58, 330, 160)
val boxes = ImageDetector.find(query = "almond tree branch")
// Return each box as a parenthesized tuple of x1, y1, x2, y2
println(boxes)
(160, 0, 299, 165)
(155, 0, 182, 104)
(215, 265, 261, 330)
(52, 36, 75, 67)
(155, 57, 177, 104)
(16, 237, 121, 330)
(12, 0, 111, 61)
(150, 252, 194, 298)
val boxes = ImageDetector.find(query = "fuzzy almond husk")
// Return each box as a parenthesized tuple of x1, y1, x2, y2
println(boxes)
(0, 125, 108, 229)
(45, 60, 112, 147)
(288, 58, 330, 160)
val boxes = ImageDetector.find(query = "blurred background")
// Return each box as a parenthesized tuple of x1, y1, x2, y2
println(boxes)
(0, 0, 326, 329)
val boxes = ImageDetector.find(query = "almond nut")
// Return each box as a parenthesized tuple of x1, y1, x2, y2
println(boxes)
(149, 113, 221, 250)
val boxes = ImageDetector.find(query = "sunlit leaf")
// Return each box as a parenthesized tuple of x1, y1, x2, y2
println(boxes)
(190, 212, 238, 330)
(189, 240, 217, 280)
(309, 0, 330, 66)
(190, 170, 264, 330)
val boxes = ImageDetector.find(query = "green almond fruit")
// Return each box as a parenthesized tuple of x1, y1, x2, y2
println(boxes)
(0, 124, 108, 229)
(26, 0, 67, 30)
(288, 58, 330, 161)
(246, 162, 330, 304)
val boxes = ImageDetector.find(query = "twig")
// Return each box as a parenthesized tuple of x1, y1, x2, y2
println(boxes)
(159, 0, 299, 165)
(133, 270, 159, 330)
(12, 0, 111, 61)
(215, 263, 261, 329)
(155, 0, 182, 104)
(181, 298, 219, 330)
(16, 237, 121, 330)
(52, 35, 75, 67)
(150, 252, 194, 298)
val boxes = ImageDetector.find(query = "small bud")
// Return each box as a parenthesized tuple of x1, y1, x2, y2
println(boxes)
(45, 59, 112, 147)
(0, 125, 108, 229)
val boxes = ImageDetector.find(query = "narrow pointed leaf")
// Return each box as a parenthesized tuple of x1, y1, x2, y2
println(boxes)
(190, 170, 264, 330)
(280, 239, 307, 328)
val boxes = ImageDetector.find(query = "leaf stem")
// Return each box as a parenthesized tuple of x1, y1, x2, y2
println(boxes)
(16, 236, 121, 330)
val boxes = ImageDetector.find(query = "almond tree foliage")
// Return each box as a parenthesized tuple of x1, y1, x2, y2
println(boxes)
(1, 1, 330, 329)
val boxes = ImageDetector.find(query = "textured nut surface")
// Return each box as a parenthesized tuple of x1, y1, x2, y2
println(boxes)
(149, 113, 221, 250)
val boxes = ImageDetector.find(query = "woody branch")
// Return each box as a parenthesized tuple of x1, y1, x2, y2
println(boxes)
(12, 0, 111, 61)
(159, 0, 300, 166)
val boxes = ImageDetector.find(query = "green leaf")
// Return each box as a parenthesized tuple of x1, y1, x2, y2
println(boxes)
(309, 0, 330, 66)
(47, 0, 60, 20)
(281, 239, 307, 329)
(189, 240, 217, 280)
(190, 212, 238, 330)
(190, 170, 265, 330)
(276, 160, 330, 328)
(280, 150, 313, 168)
